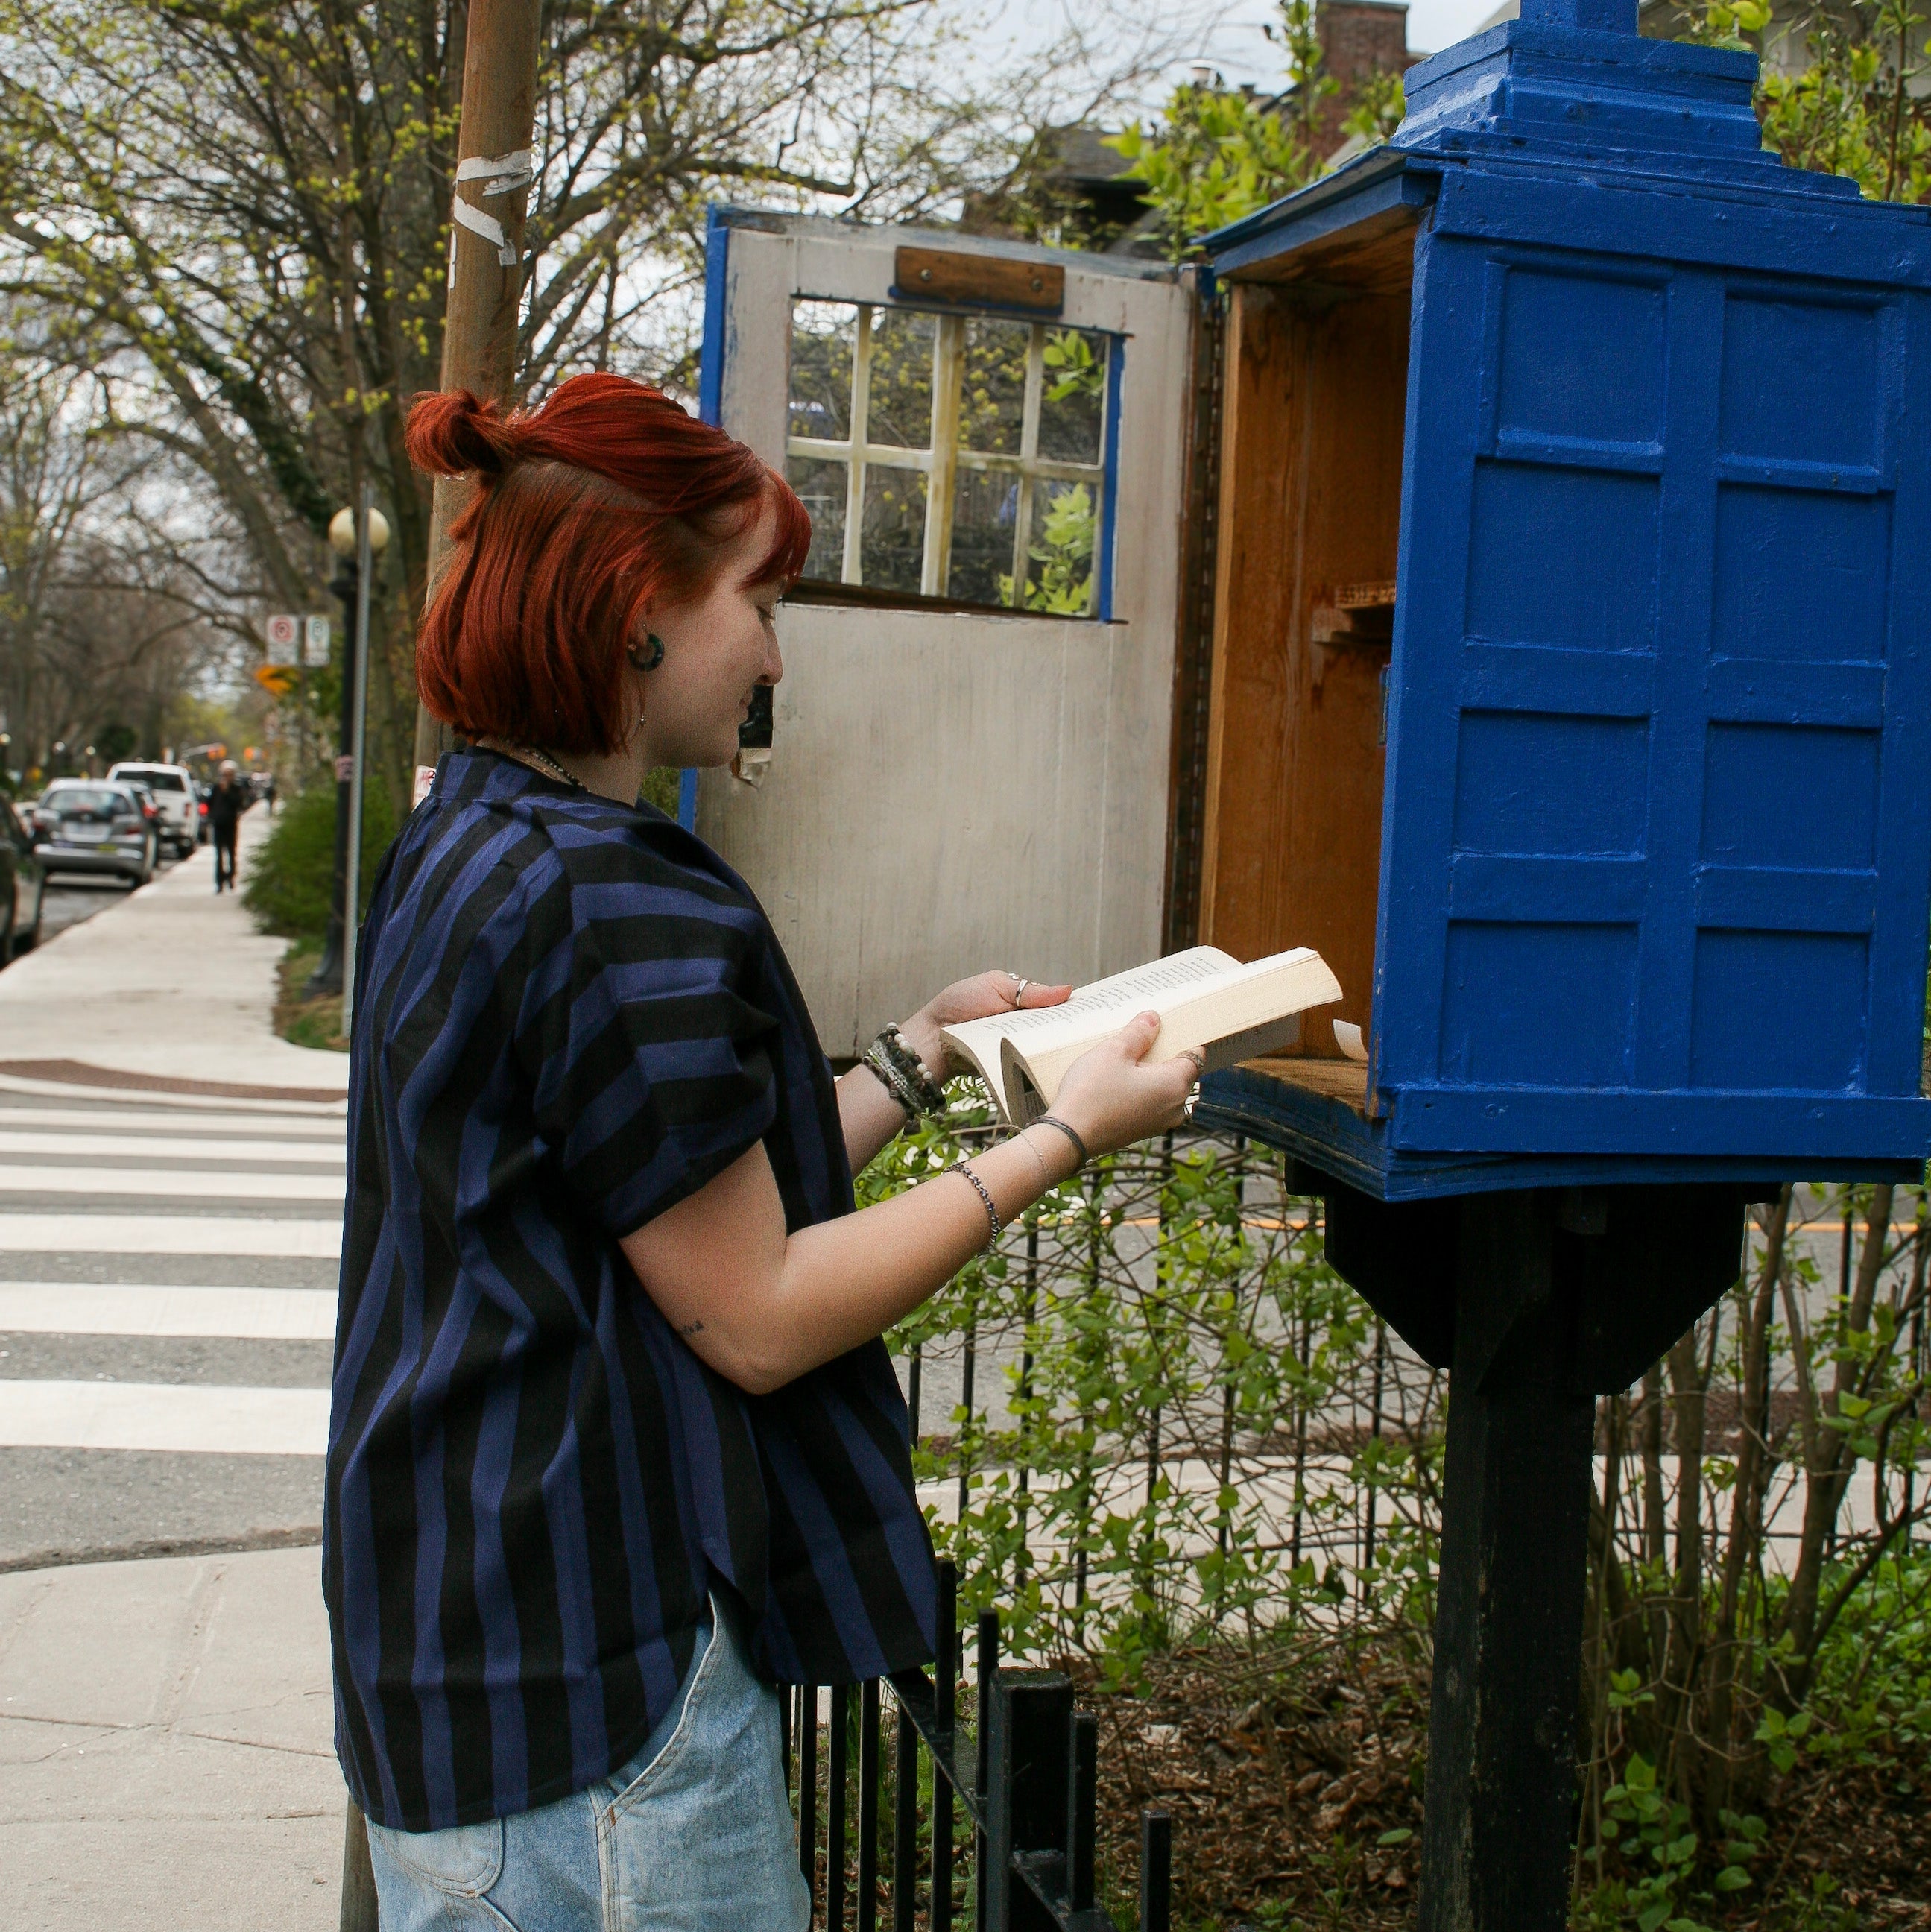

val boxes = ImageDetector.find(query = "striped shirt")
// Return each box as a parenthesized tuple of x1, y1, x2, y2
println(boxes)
(324, 747, 936, 1832)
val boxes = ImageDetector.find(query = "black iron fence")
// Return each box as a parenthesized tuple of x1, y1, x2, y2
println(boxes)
(786, 1559, 1171, 1931)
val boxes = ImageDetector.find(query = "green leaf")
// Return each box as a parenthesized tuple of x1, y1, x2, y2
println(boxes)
(1376, 1828, 1412, 1846)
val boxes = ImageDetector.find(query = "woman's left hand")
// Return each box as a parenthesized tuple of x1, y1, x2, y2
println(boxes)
(898, 970, 1072, 1079)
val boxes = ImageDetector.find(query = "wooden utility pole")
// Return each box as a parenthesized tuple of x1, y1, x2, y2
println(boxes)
(338, 11, 543, 1928)
(408, 0, 544, 800)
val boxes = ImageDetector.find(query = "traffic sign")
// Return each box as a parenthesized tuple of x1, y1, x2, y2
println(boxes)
(264, 614, 299, 666)
(303, 615, 332, 666)
(254, 665, 298, 698)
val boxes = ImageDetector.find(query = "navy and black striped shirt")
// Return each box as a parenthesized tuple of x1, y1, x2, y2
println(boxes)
(323, 747, 936, 1832)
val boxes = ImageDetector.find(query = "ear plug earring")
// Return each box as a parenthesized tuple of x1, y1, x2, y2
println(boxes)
(637, 632, 665, 671)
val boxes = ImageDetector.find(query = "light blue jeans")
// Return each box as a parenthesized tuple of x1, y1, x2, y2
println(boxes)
(366, 1598, 809, 1931)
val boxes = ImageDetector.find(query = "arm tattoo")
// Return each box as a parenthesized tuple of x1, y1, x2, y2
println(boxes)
(679, 1319, 705, 1336)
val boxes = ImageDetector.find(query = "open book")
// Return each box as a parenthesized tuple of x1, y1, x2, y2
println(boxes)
(940, 945, 1342, 1127)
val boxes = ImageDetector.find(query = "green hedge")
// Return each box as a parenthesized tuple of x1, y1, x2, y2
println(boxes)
(244, 783, 399, 938)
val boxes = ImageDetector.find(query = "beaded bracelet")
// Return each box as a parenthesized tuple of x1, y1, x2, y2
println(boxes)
(952, 1161, 1002, 1246)
(868, 1023, 948, 1117)
(861, 1041, 924, 1121)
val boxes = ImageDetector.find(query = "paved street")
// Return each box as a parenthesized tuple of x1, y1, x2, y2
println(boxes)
(36, 874, 139, 945)
(0, 815, 350, 1930)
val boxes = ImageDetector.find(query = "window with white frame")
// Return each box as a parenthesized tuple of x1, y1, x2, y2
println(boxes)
(785, 301, 1114, 616)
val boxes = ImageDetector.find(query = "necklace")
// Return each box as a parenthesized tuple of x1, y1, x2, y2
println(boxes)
(500, 742, 584, 791)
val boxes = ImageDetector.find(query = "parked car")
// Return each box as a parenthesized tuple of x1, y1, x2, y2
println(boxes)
(30, 780, 159, 886)
(106, 760, 200, 859)
(1, 800, 46, 962)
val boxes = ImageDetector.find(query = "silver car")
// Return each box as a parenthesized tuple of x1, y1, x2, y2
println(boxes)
(30, 780, 159, 886)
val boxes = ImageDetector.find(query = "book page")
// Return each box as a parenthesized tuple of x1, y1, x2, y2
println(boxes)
(940, 947, 1239, 1117)
(1002, 948, 1341, 1111)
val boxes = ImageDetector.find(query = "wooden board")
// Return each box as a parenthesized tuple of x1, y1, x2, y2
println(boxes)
(698, 604, 1152, 1055)
(1236, 203, 1420, 298)
(1197, 278, 1411, 1059)
(1240, 1054, 1371, 1117)
(894, 246, 1064, 314)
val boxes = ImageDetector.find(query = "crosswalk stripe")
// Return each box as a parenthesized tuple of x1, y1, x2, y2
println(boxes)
(0, 1131, 346, 1164)
(0, 1214, 341, 1257)
(0, 1166, 346, 1201)
(0, 1107, 347, 1139)
(0, 1283, 338, 1339)
(0, 1380, 329, 1454)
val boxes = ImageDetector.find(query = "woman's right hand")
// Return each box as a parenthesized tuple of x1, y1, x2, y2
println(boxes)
(1049, 1011, 1201, 1157)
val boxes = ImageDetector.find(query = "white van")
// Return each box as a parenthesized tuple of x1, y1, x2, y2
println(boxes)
(106, 762, 199, 858)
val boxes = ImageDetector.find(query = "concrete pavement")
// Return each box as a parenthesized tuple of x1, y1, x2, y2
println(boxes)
(1, 1547, 342, 1930)
(0, 805, 349, 1931)
(0, 808, 349, 1094)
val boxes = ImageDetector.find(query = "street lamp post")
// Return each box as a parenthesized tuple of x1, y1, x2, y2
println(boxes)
(305, 493, 390, 1000)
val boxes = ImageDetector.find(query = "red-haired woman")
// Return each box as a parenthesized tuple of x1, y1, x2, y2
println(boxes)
(323, 372, 1192, 1931)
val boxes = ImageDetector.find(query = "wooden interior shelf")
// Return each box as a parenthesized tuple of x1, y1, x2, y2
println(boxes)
(1239, 1054, 1371, 1120)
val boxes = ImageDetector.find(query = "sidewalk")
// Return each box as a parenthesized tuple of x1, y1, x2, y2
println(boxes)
(0, 811, 349, 1930)
(0, 807, 349, 1096)
(0, 1549, 342, 1931)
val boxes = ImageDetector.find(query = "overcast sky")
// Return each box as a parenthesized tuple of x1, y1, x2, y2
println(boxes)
(984, 0, 1507, 109)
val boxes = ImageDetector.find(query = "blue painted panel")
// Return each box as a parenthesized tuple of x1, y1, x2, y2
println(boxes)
(1494, 268, 1666, 449)
(1466, 464, 1659, 650)
(1369, 219, 1931, 1180)
(1453, 712, 1649, 854)
(1690, 931, 1869, 1089)
(1441, 922, 1638, 1086)
(1710, 486, 1891, 663)
(1719, 296, 1879, 468)
(1700, 724, 1878, 871)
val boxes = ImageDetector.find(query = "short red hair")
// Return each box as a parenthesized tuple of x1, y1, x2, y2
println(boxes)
(406, 373, 810, 755)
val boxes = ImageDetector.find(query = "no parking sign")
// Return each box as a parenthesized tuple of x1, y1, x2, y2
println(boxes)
(263, 613, 299, 666)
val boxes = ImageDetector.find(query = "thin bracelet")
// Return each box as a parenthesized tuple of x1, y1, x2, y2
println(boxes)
(1034, 1114, 1089, 1170)
(953, 1161, 1002, 1246)
(1011, 1129, 1051, 1192)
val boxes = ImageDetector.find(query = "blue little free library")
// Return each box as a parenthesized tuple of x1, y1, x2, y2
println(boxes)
(1178, 4, 1931, 1922)
(1189, 0, 1931, 1208)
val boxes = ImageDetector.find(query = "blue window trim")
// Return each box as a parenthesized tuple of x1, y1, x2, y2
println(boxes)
(683, 206, 734, 829)
(698, 206, 730, 429)
(1096, 333, 1125, 622)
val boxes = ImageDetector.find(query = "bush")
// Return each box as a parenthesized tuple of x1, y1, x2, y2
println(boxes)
(244, 783, 398, 938)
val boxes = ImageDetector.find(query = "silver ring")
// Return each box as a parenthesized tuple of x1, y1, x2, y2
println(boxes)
(1012, 977, 1031, 1006)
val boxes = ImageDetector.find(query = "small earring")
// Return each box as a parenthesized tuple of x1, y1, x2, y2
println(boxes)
(633, 632, 665, 672)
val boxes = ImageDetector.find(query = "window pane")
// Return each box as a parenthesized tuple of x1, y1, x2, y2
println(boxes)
(1017, 479, 1098, 616)
(862, 467, 927, 592)
(958, 318, 1031, 456)
(947, 469, 1024, 606)
(865, 309, 936, 450)
(786, 455, 847, 581)
(790, 300, 854, 442)
(1036, 329, 1109, 465)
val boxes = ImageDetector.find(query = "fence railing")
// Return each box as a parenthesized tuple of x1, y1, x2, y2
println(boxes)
(786, 1559, 1171, 1931)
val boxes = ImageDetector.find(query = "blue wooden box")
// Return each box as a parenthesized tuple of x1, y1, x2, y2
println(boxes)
(1189, 0, 1931, 1200)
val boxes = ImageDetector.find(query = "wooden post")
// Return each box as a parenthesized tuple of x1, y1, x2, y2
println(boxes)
(338, 16, 545, 1921)
(410, 0, 544, 795)
(1418, 1191, 1596, 1932)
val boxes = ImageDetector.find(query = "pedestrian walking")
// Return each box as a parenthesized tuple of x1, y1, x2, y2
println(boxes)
(206, 759, 245, 893)
(325, 373, 1195, 1931)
